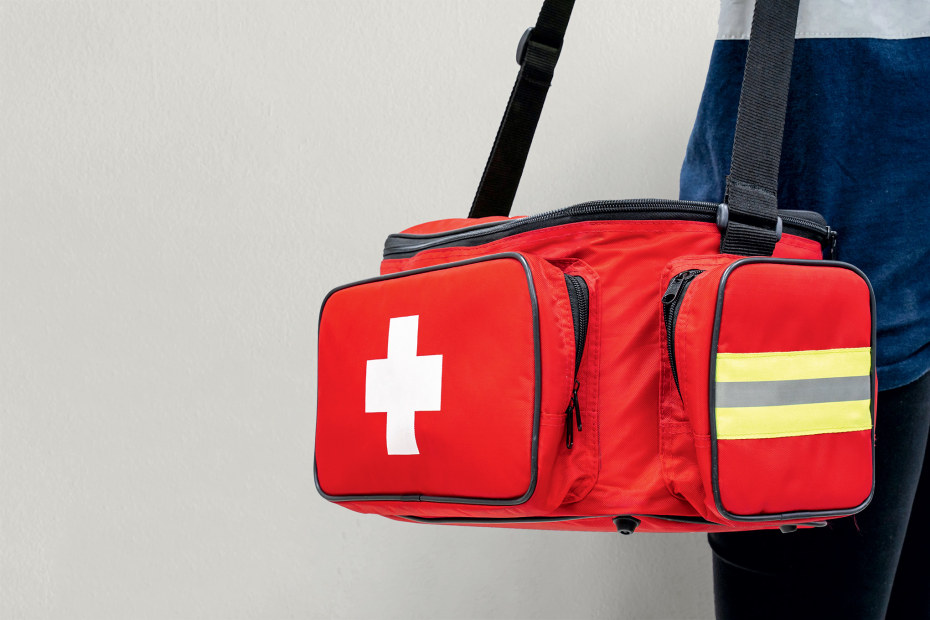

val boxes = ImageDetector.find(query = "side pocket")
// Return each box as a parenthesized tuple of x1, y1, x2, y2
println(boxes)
(705, 259, 875, 522)
(549, 259, 600, 504)
(660, 256, 876, 524)
(658, 256, 732, 521)
(316, 252, 600, 520)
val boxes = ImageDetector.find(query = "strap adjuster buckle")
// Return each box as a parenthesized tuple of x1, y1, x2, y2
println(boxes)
(716, 202, 783, 241)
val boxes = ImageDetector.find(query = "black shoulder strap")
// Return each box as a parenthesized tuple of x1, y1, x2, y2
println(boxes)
(467, 0, 575, 219)
(468, 0, 801, 258)
(719, 0, 800, 256)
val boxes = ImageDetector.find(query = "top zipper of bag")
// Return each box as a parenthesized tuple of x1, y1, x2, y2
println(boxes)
(563, 274, 588, 449)
(383, 199, 833, 259)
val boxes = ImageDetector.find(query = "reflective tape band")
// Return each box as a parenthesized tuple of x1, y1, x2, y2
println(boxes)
(714, 347, 872, 440)
(715, 400, 872, 440)
(716, 347, 871, 383)
(716, 375, 871, 408)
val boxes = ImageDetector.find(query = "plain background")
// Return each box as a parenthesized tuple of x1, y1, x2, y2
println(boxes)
(1, 1, 722, 618)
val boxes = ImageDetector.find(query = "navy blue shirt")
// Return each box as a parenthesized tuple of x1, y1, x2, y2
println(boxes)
(681, 28, 930, 390)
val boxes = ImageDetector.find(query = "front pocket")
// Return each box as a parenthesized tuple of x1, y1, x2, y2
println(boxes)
(315, 252, 596, 518)
(660, 257, 876, 523)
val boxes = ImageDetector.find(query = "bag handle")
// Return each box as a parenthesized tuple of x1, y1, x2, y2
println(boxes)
(468, 0, 800, 258)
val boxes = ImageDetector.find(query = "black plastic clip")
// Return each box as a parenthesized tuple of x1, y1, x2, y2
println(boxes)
(516, 27, 534, 65)
(827, 227, 838, 260)
(716, 202, 729, 232)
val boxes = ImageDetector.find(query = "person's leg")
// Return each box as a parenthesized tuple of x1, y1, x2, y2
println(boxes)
(885, 383, 930, 619)
(709, 370, 930, 620)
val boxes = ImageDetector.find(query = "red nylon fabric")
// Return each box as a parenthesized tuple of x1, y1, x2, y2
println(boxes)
(717, 431, 874, 516)
(658, 255, 735, 522)
(711, 261, 874, 519)
(317, 254, 586, 514)
(717, 263, 873, 353)
(663, 259, 874, 522)
(317, 216, 876, 531)
(385, 515, 835, 533)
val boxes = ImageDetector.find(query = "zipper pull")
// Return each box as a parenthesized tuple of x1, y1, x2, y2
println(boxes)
(565, 403, 574, 448)
(564, 380, 581, 448)
(662, 272, 689, 306)
(663, 269, 703, 306)
(827, 227, 838, 260)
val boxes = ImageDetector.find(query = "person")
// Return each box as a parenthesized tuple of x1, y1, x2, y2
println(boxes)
(679, 2, 930, 618)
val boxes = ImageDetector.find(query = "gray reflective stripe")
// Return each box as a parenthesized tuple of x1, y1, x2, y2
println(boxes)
(715, 375, 871, 408)
(718, 0, 930, 41)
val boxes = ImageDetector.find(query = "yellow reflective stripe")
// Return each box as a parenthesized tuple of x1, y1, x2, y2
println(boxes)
(716, 347, 871, 383)
(715, 400, 872, 440)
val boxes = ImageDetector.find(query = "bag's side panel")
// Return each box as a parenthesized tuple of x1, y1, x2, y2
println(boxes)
(317, 253, 604, 519)
(712, 262, 875, 519)
(316, 258, 539, 501)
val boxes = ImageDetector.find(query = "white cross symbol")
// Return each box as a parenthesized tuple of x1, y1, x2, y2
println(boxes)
(365, 315, 443, 455)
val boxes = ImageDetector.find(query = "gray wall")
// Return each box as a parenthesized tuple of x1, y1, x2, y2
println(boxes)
(1, 1, 720, 618)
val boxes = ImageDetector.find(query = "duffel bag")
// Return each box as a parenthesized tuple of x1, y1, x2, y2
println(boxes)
(314, 0, 876, 534)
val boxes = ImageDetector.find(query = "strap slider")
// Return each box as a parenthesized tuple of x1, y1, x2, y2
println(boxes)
(719, 176, 783, 255)
(516, 27, 535, 65)
(717, 202, 783, 244)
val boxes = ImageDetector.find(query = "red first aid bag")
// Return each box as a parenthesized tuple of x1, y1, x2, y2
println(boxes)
(314, 0, 876, 533)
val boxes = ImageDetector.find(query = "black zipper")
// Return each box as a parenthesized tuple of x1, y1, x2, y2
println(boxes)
(662, 270, 705, 396)
(563, 274, 589, 449)
(383, 200, 832, 259)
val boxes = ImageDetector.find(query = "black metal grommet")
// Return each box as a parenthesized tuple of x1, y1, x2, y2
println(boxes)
(516, 27, 534, 65)
(613, 516, 641, 535)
